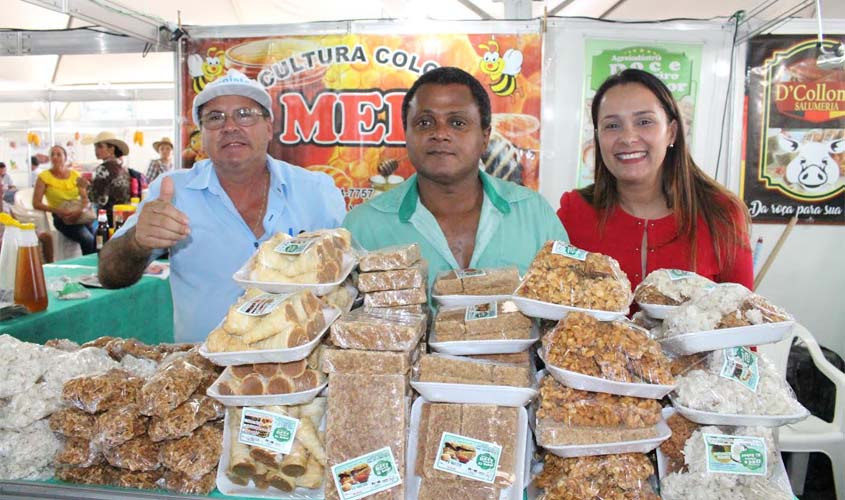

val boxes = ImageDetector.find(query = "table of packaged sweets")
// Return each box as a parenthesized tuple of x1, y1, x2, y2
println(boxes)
(0, 233, 808, 499)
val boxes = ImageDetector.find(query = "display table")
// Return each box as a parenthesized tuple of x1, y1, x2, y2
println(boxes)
(0, 254, 174, 345)
(0, 480, 268, 500)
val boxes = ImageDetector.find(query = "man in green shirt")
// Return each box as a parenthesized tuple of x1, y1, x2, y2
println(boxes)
(343, 67, 567, 288)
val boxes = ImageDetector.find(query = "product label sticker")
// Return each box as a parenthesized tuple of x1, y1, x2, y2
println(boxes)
(274, 236, 317, 255)
(465, 302, 498, 322)
(433, 432, 502, 484)
(551, 241, 588, 261)
(238, 407, 299, 455)
(237, 293, 286, 316)
(331, 446, 401, 500)
(456, 268, 487, 279)
(667, 269, 695, 281)
(719, 347, 760, 392)
(702, 433, 767, 476)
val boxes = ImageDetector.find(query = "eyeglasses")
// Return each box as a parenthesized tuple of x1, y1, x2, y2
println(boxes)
(200, 107, 267, 130)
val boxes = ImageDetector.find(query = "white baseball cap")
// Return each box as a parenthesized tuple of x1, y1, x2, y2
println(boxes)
(192, 69, 274, 126)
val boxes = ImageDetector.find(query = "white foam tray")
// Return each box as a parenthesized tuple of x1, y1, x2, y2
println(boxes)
(428, 324, 539, 356)
(410, 380, 537, 408)
(545, 361, 675, 400)
(659, 321, 795, 356)
(668, 394, 810, 427)
(233, 251, 357, 296)
(405, 397, 527, 500)
(637, 302, 678, 320)
(216, 409, 324, 499)
(207, 369, 327, 407)
(540, 418, 671, 459)
(199, 306, 340, 366)
(510, 295, 627, 321)
(433, 293, 514, 309)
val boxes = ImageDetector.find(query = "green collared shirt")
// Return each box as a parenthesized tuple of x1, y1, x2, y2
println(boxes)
(343, 171, 568, 290)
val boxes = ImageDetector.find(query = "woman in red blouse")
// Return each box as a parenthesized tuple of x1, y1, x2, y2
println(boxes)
(558, 69, 753, 290)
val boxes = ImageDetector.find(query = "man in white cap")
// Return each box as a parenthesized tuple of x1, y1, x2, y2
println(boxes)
(98, 69, 346, 343)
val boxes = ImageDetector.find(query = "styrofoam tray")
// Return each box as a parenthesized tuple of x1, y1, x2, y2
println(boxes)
(216, 408, 324, 499)
(410, 380, 537, 407)
(659, 321, 795, 355)
(656, 408, 795, 496)
(207, 369, 327, 407)
(429, 323, 539, 356)
(432, 293, 514, 308)
(545, 361, 675, 399)
(668, 394, 810, 427)
(405, 397, 527, 500)
(510, 294, 627, 321)
(541, 418, 670, 459)
(233, 251, 358, 296)
(637, 302, 678, 320)
(199, 306, 340, 366)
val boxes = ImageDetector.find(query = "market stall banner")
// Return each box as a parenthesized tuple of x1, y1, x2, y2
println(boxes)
(743, 35, 845, 224)
(576, 39, 702, 187)
(181, 34, 542, 209)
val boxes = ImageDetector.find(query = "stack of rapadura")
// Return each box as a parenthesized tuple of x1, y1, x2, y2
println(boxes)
(323, 244, 429, 500)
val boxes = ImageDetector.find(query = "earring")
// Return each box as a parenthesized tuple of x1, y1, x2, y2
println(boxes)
(668, 143, 674, 149)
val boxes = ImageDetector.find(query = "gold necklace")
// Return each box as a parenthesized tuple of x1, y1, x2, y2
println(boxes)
(251, 172, 269, 236)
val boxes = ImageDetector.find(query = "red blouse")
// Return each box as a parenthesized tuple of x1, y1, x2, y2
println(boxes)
(557, 191, 753, 291)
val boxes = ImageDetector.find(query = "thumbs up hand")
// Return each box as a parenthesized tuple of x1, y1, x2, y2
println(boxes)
(133, 175, 191, 250)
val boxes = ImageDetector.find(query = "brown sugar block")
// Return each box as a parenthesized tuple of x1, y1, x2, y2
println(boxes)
(467, 352, 531, 366)
(421, 403, 462, 481)
(363, 286, 428, 308)
(416, 403, 431, 475)
(330, 309, 425, 352)
(432, 270, 463, 295)
(418, 355, 494, 385)
(462, 267, 520, 295)
(418, 478, 499, 500)
(325, 374, 406, 500)
(358, 264, 427, 293)
(491, 407, 519, 488)
(463, 301, 531, 335)
(491, 364, 533, 388)
(358, 244, 421, 272)
(433, 308, 467, 339)
(320, 348, 414, 375)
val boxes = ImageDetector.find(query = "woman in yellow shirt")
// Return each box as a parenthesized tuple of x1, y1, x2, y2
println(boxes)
(32, 145, 96, 255)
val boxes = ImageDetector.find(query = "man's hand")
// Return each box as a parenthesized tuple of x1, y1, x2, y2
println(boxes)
(133, 176, 190, 250)
(61, 208, 82, 225)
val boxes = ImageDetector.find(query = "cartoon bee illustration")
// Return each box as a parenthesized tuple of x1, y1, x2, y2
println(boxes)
(187, 47, 226, 94)
(478, 39, 523, 97)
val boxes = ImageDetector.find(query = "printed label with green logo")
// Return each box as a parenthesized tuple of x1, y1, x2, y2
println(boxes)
(237, 293, 286, 316)
(330, 446, 401, 500)
(238, 407, 299, 455)
(456, 268, 487, 279)
(465, 302, 498, 322)
(667, 269, 694, 281)
(551, 241, 588, 261)
(719, 347, 760, 392)
(702, 433, 767, 476)
(274, 236, 317, 255)
(433, 432, 502, 484)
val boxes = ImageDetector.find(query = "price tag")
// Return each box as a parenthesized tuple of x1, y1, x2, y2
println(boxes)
(238, 407, 299, 455)
(719, 347, 760, 392)
(236, 293, 285, 316)
(551, 241, 588, 261)
(330, 446, 401, 500)
(465, 302, 498, 321)
(703, 433, 767, 476)
(456, 268, 487, 279)
(433, 432, 502, 484)
(274, 236, 318, 255)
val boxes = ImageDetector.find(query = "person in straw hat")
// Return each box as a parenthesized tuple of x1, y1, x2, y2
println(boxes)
(98, 69, 345, 343)
(88, 131, 139, 226)
(147, 137, 174, 182)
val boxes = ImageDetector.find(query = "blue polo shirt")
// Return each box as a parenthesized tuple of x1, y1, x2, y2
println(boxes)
(113, 155, 346, 343)
(343, 171, 568, 290)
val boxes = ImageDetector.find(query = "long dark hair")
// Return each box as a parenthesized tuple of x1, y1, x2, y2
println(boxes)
(579, 68, 750, 272)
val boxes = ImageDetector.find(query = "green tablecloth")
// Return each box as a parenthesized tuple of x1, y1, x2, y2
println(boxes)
(0, 254, 174, 345)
